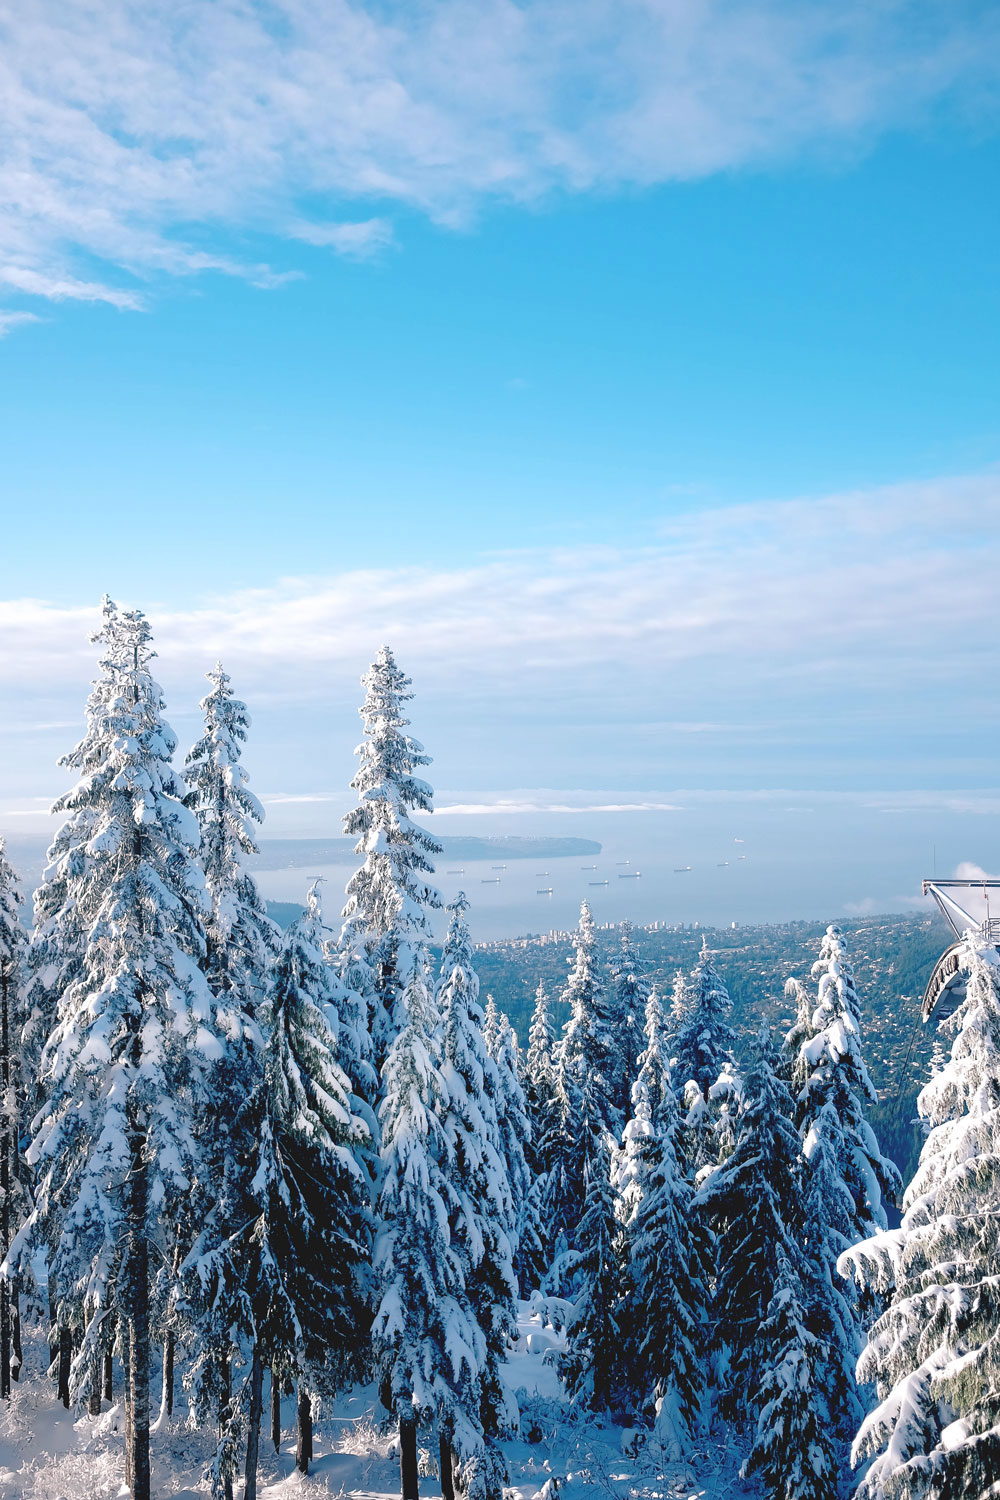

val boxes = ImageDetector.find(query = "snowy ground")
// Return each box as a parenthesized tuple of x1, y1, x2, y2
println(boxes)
(0, 1308, 749, 1500)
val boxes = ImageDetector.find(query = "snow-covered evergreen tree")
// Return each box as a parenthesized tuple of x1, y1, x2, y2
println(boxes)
(841, 937, 1000, 1498)
(740, 1248, 837, 1500)
(536, 1069, 575, 1274)
(488, 1000, 541, 1296)
(559, 902, 614, 1133)
(616, 984, 705, 1444)
(557, 1079, 620, 1410)
(523, 980, 555, 1175)
(374, 946, 481, 1500)
(261, 885, 373, 1449)
(21, 596, 133, 1104)
(183, 883, 373, 1492)
(167, 663, 280, 1429)
(184, 662, 278, 1003)
(341, 647, 442, 1069)
(436, 895, 516, 1494)
(695, 1027, 802, 1421)
(671, 939, 735, 1105)
(0, 840, 28, 1398)
(671, 941, 738, 1170)
(666, 967, 693, 1043)
(486, 1006, 530, 1251)
(788, 925, 901, 1245)
(607, 921, 650, 1120)
(801, 1101, 863, 1445)
(9, 606, 227, 1500)
(539, 899, 617, 1275)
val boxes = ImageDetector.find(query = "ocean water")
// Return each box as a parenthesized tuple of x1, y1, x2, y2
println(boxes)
(254, 801, 1000, 942)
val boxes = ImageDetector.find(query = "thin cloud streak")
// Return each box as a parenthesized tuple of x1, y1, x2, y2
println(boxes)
(0, 472, 998, 700)
(0, 2, 997, 307)
(435, 800, 685, 815)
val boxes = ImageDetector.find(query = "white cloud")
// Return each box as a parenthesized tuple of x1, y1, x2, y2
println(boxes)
(953, 860, 995, 881)
(0, 2, 996, 305)
(0, 309, 40, 336)
(259, 792, 345, 806)
(1, 471, 999, 709)
(289, 217, 395, 258)
(0, 266, 143, 309)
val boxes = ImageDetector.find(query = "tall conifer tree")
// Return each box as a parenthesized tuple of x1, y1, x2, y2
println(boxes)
(437, 895, 517, 1498)
(671, 942, 738, 1170)
(842, 938, 1000, 1497)
(616, 985, 706, 1445)
(10, 606, 228, 1500)
(374, 948, 481, 1500)
(788, 925, 900, 1245)
(342, 647, 442, 1068)
(696, 1027, 802, 1421)
(0, 840, 27, 1398)
(607, 921, 650, 1120)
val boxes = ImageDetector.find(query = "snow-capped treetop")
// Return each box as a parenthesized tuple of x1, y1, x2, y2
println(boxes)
(184, 662, 278, 1001)
(341, 647, 442, 1062)
(526, 979, 554, 1087)
(841, 938, 1000, 1497)
(813, 924, 861, 1025)
(607, 920, 651, 1118)
(23, 596, 139, 1088)
(788, 923, 900, 1241)
(637, 985, 668, 1119)
(666, 967, 693, 1039)
(616, 985, 671, 1221)
(671, 939, 735, 1103)
(342, 646, 442, 939)
(614, 1083, 657, 1232)
(482, 993, 501, 1058)
(559, 901, 614, 1128)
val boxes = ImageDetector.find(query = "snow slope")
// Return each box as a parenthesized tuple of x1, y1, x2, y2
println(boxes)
(0, 1308, 747, 1500)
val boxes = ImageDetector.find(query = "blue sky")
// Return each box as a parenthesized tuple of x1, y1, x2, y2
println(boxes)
(2, 1, 1000, 845)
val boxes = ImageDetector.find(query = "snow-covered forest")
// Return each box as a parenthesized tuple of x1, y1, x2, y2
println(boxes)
(1, 599, 998, 1500)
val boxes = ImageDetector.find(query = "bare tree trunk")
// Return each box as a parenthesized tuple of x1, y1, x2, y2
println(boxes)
(11, 1279, 21, 1381)
(270, 1366, 282, 1452)
(0, 1281, 9, 1401)
(104, 1339, 113, 1402)
(296, 1385, 312, 1473)
(219, 1357, 233, 1500)
(440, 1432, 455, 1500)
(244, 1347, 263, 1500)
(399, 1402, 419, 1500)
(48, 1277, 58, 1374)
(161, 1331, 174, 1418)
(90, 1347, 103, 1415)
(58, 1323, 71, 1408)
(126, 1124, 151, 1500)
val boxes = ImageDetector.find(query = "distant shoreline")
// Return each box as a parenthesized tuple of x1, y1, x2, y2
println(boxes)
(250, 834, 602, 869)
